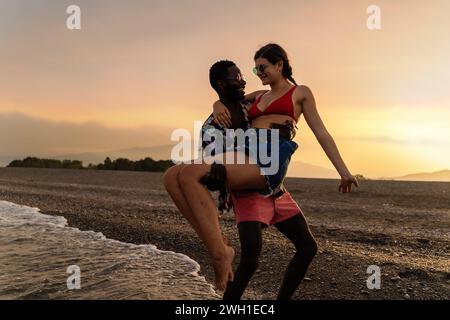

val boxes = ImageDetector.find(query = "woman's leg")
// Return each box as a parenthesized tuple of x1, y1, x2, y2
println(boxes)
(163, 164, 201, 235)
(177, 154, 267, 290)
(274, 213, 318, 300)
(163, 164, 230, 245)
(223, 221, 263, 300)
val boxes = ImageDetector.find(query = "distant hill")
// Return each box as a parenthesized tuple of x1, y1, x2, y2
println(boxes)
(51, 146, 340, 179)
(48, 145, 176, 166)
(287, 161, 339, 179)
(2, 144, 341, 179)
(0, 146, 176, 168)
(393, 170, 450, 182)
(0, 156, 21, 167)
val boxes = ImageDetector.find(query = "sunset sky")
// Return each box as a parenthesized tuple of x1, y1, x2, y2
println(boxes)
(1, 0, 449, 178)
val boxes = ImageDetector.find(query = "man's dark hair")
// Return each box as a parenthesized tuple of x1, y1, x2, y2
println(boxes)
(209, 60, 236, 93)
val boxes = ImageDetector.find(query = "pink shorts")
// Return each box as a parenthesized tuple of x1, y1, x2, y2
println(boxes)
(231, 191, 301, 226)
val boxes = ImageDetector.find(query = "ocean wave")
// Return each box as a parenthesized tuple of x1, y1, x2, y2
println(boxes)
(0, 200, 219, 300)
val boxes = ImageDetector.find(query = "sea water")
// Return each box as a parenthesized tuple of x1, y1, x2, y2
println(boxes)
(0, 201, 219, 300)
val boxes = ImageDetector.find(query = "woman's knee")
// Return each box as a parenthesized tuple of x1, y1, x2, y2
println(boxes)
(163, 165, 181, 191)
(163, 164, 186, 191)
(178, 164, 210, 186)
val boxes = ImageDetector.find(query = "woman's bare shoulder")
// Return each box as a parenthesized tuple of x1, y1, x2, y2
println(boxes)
(294, 85, 314, 101)
(295, 85, 312, 94)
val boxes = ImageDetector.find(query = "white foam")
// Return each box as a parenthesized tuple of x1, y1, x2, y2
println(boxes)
(0, 200, 219, 300)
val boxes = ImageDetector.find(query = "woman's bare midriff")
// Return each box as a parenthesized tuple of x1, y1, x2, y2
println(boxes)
(250, 114, 297, 129)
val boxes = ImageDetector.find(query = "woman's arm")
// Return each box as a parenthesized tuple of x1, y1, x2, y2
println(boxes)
(213, 90, 267, 128)
(213, 100, 232, 128)
(244, 90, 268, 103)
(300, 86, 358, 193)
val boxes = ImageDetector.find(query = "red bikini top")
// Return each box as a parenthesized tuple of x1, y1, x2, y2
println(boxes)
(247, 86, 297, 122)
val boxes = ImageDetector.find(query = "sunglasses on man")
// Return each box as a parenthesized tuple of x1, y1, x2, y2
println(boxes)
(224, 73, 245, 82)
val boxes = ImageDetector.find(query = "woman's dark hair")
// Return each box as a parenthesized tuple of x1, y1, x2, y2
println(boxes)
(254, 43, 297, 85)
(209, 60, 236, 93)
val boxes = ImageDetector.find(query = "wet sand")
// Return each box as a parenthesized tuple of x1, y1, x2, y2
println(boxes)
(0, 167, 449, 300)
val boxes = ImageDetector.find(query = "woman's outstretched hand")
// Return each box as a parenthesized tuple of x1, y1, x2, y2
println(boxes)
(213, 101, 232, 128)
(338, 175, 359, 193)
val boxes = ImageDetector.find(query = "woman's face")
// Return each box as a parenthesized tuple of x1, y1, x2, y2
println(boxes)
(254, 57, 282, 85)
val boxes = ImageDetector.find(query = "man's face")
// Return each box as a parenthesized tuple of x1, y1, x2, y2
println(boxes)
(221, 66, 246, 101)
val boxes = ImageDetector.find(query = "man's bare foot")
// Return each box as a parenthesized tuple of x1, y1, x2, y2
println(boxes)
(212, 246, 235, 291)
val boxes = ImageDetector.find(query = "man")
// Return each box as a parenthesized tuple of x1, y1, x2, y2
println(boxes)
(164, 60, 318, 298)
(202, 60, 318, 300)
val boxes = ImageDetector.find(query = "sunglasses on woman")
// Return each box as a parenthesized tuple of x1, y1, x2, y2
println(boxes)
(253, 64, 268, 75)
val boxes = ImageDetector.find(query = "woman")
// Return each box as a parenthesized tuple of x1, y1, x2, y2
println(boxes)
(164, 43, 357, 291)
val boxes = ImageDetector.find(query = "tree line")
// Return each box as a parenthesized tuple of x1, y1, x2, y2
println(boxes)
(7, 157, 173, 172)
